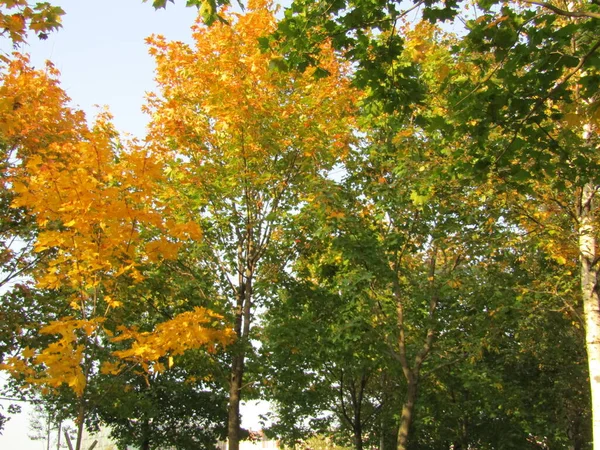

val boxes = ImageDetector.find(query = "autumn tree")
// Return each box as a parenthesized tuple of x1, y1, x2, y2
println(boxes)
(87, 255, 232, 450)
(144, 1, 356, 448)
(0, 55, 232, 450)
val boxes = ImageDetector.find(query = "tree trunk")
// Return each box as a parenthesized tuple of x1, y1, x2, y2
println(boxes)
(353, 424, 364, 450)
(578, 182, 600, 450)
(352, 376, 364, 450)
(228, 354, 244, 450)
(380, 373, 387, 450)
(140, 417, 151, 450)
(380, 414, 385, 450)
(392, 251, 438, 450)
(56, 422, 61, 450)
(74, 401, 85, 450)
(227, 253, 253, 450)
(46, 417, 51, 450)
(397, 374, 418, 450)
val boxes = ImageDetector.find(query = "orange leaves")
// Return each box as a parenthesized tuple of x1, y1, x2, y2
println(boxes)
(145, 1, 357, 183)
(0, 0, 356, 405)
(1, 308, 234, 396)
(2, 58, 200, 303)
(11, 134, 151, 293)
(0, 55, 226, 399)
(110, 307, 234, 373)
(0, 318, 102, 397)
(0, 55, 85, 162)
(144, 238, 181, 262)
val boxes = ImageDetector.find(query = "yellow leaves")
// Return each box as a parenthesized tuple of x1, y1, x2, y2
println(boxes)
(34, 230, 65, 253)
(327, 210, 345, 220)
(410, 190, 431, 207)
(4, 57, 200, 314)
(436, 64, 450, 82)
(167, 220, 203, 241)
(1, 318, 104, 397)
(447, 279, 462, 289)
(104, 295, 123, 309)
(63, 219, 76, 227)
(404, 21, 437, 63)
(553, 255, 567, 265)
(146, 0, 356, 180)
(0, 55, 82, 151)
(0, 355, 36, 380)
(111, 307, 234, 374)
(144, 239, 181, 262)
(100, 361, 121, 376)
(542, 238, 573, 266)
(40, 317, 101, 338)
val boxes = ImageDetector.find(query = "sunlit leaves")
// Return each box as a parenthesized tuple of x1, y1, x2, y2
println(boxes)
(0, 0, 64, 49)
(143, 5, 357, 445)
(2, 56, 199, 305)
(0, 318, 102, 397)
(144, 0, 357, 280)
(0, 54, 231, 400)
(110, 307, 234, 373)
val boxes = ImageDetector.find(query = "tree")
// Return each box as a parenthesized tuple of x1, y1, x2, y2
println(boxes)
(144, 1, 356, 448)
(409, 241, 591, 450)
(261, 266, 397, 450)
(88, 255, 232, 450)
(0, 54, 232, 450)
(28, 402, 73, 450)
(270, 0, 600, 447)
(91, 358, 228, 450)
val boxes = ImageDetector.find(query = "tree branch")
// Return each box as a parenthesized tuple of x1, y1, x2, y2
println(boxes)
(521, 0, 600, 20)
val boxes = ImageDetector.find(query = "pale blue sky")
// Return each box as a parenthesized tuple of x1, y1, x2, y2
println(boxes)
(25, 0, 198, 138)
(0, 1, 270, 448)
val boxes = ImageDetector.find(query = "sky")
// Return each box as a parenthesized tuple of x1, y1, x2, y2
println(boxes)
(18, 0, 199, 138)
(0, 1, 268, 448)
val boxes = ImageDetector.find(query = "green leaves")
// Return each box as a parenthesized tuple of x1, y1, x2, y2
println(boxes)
(143, 0, 175, 9)
(143, 0, 224, 25)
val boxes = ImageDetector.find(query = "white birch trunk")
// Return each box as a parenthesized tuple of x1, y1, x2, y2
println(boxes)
(579, 182, 600, 450)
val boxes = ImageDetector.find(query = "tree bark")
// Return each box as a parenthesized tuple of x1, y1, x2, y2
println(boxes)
(74, 401, 85, 450)
(56, 422, 61, 450)
(350, 373, 366, 450)
(353, 423, 364, 450)
(391, 251, 439, 450)
(140, 417, 151, 450)
(46, 417, 51, 450)
(227, 243, 254, 450)
(228, 354, 244, 450)
(396, 374, 418, 450)
(578, 182, 600, 450)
